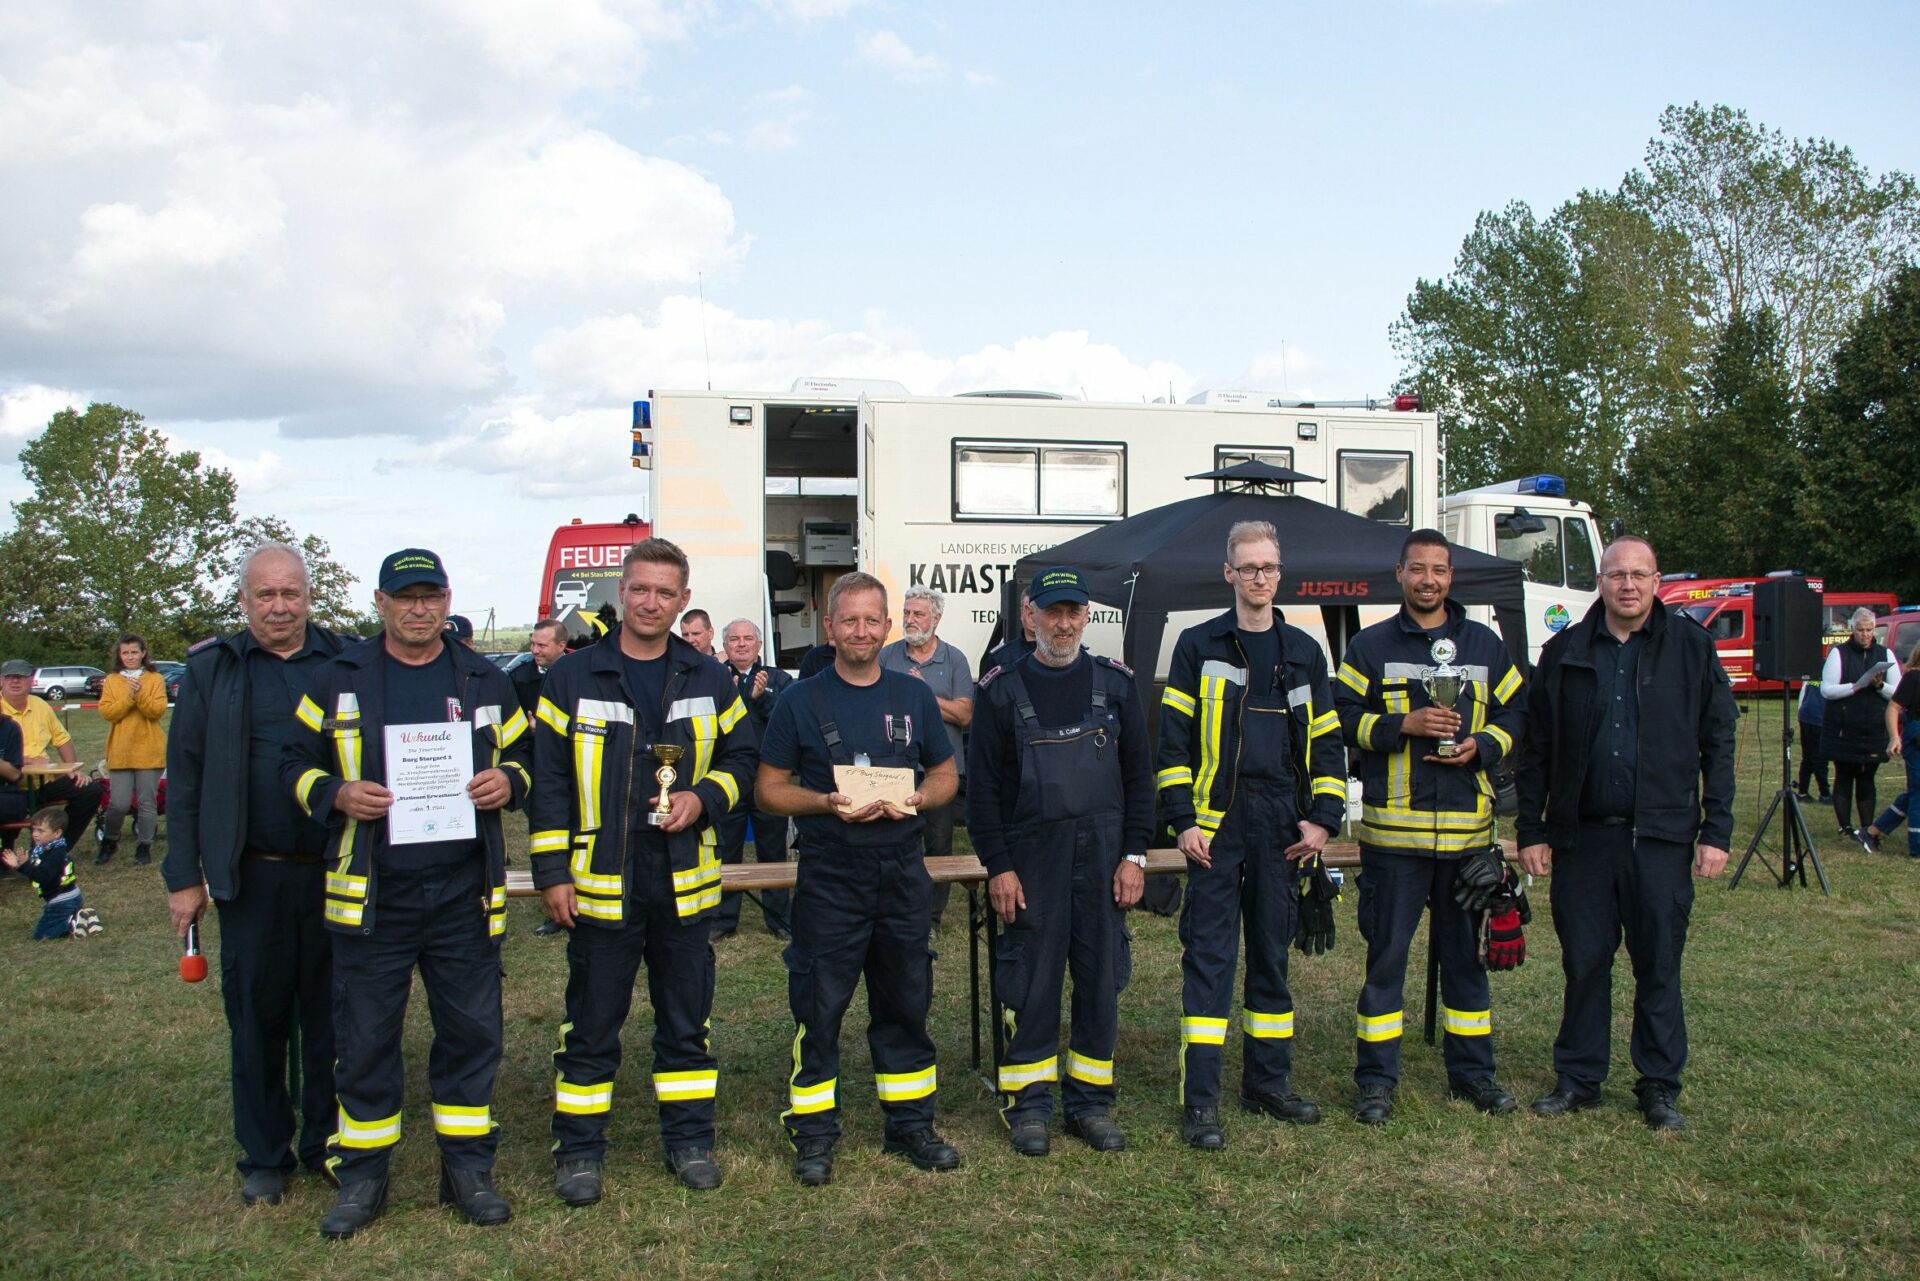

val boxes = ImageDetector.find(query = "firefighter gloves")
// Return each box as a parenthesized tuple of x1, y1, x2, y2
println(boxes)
(1451, 846, 1506, 914)
(1295, 858, 1338, 956)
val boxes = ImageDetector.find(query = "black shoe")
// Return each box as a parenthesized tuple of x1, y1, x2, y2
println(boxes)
(554, 1158, 603, 1206)
(241, 1169, 286, 1206)
(1354, 1084, 1394, 1126)
(1530, 1085, 1604, 1117)
(1857, 829, 1882, 855)
(319, 1179, 389, 1240)
(1449, 1077, 1518, 1115)
(1240, 1085, 1322, 1125)
(1008, 1120, 1050, 1156)
(1181, 1107, 1224, 1150)
(133, 843, 152, 865)
(439, 1164, 511, 1226)
(884, 1127, 961, 1172)
(535, 919, 562, 936)
(664, 1147, 723, 1190)
(93, 841, 116, 866)
(1793, 791, 1812, 802)
(1814, 793, 1833, 805)
(1064, 1112, 1127, 1151)
(1638, 1085, 1685, 1132)
(792, 1139, 834, 1186)
(1839, 826, 1857, 843)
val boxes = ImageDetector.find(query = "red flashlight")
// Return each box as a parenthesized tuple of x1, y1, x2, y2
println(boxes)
(180, 921, 207, 983)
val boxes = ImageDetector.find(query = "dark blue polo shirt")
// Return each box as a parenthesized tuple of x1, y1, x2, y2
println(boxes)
(243, 630, 334, 857)
(379, 647, 475, 870)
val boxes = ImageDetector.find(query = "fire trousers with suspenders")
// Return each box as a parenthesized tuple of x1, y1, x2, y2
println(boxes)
(990, 664, 1132, 1127)
(782, 681, 940, 1146)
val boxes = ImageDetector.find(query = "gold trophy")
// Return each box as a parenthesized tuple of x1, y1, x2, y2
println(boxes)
(647, 744, 685, 826)
(1422, 638, 1464, 758)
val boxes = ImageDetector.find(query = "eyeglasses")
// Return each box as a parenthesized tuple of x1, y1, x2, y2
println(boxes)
(1600, 570, 1658, 585)
(1231, 564, 1283, 581)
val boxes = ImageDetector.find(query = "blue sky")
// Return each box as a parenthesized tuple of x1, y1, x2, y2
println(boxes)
(2, 1, 1915, 624)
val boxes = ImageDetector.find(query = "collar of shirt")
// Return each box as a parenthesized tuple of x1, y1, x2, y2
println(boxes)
(239, 626, 326, 662)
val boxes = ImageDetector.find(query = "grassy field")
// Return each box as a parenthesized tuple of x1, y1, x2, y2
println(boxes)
(2, 697, 1917, 1280)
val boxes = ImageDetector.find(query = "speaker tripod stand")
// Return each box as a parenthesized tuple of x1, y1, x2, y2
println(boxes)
(1730, 680, 1830, 894)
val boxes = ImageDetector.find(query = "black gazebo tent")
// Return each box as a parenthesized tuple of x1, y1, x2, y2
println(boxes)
(999, 462, 1530, 676)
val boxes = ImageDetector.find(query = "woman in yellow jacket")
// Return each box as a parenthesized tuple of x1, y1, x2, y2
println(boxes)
(98, 634, 167, 866)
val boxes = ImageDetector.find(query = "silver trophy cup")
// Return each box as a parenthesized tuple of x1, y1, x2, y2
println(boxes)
(1422, 638, 1464, 758)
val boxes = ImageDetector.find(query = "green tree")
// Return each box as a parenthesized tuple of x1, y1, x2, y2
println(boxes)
(1795, 265, 1920, 598)
(1623, 102, 1920, 398)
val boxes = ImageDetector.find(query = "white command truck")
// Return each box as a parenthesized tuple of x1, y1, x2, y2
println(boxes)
(633, 380, 1440, 674)
(1442, 474, 1605, 665)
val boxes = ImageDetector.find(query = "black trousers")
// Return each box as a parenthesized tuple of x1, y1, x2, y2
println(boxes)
(553, 844, 719, 1158)
(31, 776, 103, 852)
(1831, 760, 1880, 833)
(326, 860, 503, 1182)
(784, 837, 938, 1145)
(1353, 848, 1493, 1089)
(712, 808, 791, 933)
(1178, 783, 1299, 1109)
(1548, 825, 1694, 1095)
(1795, 718, 1830, 797)
(995, 816, 1127, 1125)
(217, 859, 335, 1177)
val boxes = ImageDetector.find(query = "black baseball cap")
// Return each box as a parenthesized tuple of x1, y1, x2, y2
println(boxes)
(378, 548, 449, 593)
(1029, 566, 1090, 609)
(444, 614, 474, 641)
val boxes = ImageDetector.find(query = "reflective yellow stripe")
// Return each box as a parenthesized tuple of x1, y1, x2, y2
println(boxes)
(1065, 1051, 1112, 1085)
(1242, 1009, 1295, 1040)
(1309, 709, 1339, 737)
(1441, 1006, 1491, 1036)
(1483, 724, 1514, 757)
(496, 707, 529, 748)
(502, 760, 531, 794)
(295, 695, 325, 732)
(874, 1066, 938, 1101)
(1337, 662, 1370, 696)
(530, 829, 570, 855)
(789, 1078, 836, 1114)
(1161, 685, 1197, 716)
(1493, 665, 1522, 704)
(1356, 712, 1381, 750)
(1193, 675, 1226, 822)
(1357, 825, 1495, 853)
(488, 912, 505, 938)
(432, 1102, 492, 1136)
(652, 1070, 718, 1101)
(690, 714, 717, 790)
(673, 851, 722, 891)
(575, 897, 623, 920)
(573, 723, 603, 832)
(1357, 1010, 1404, 1042)
(710, 768, 741, 811)
(997, 1057, 1059, 1091)
(325, 871, 367, 897)
(1156, 765, 1194, 789)
(323, 901, 364, 926)
(1312, 776, 1346, 798)
(336, 1107, 402, 1148)
(536, 696, 570, 736)
(293, 768, 327, 815)
(1180, 1016, 1228, 1046)
(1362, 802, 1491, 828)
(675, 884, 723, 917)
(718, 696, 748, 732)
(555, 1076, 613, 1115)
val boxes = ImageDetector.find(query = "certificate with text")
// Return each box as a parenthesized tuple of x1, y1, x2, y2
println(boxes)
(384, 721, 476, 845)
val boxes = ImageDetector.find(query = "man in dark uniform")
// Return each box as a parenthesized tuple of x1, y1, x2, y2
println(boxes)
(162, 542, 356, 1207)
(286, 549, 532, 1238)
(532, 538, 757, 1201)
(756, 572, 961, 1187)
(1334, 529, 1527, 1125)
(1156, 520, 1348, 1150)
(713, 617, 793, 938)
(1516, 535, 1737, 1132)
(969, 566, 1151, 1155)
(512, 619, 568, 718)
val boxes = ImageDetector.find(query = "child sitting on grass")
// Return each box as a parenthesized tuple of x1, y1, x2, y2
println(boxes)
(3, 806, 102, 939)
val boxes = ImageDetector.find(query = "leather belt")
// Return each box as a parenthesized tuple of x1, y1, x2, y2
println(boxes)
(244, 849, 326, 865)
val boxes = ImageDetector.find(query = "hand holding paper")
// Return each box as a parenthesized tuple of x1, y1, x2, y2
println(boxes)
(832, 765, 917, 818)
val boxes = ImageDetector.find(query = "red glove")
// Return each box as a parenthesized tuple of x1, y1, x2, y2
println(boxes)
(1484, 904, 1526, 970)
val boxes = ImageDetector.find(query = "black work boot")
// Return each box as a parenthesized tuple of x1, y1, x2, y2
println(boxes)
(1354, 1084, 1394, 1126)
(554, 1158, 603, 1206)
(319, 1178, 389, 1240)
(1064, 1112, 1127, 1151)
(1530, 1085, 1603, 1117)
(664, 1147, 723, 1190)
(792, 1138, 834, 1186)
(439, 1164, 511, 1226)
(1637, 1084, 1685, 1132)
(1008, 1120, 1050, 1156)
(1181, 1107, 1224, 1150)
(241, 1169, 286, 1206)
(883, 1127, 961, 1172)
(94, 840, 116, 866)
(134, 843, 152, 866)
(1449, 1077, 1518, 1115)
(1240, 1082, 1322, 1124)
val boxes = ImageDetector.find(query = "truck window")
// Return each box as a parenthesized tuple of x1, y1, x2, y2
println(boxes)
(1565, 518, 1597, 591)
(1495, 513, 1563, 586)
(1214, 445, 1293, 493)
(1337, 450, 1411, 525)
(953, 440, 1126, 521)
(1684, 604, 1743, 641)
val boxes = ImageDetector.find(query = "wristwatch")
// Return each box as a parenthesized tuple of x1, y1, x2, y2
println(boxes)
(1124, 853, 1148, 868)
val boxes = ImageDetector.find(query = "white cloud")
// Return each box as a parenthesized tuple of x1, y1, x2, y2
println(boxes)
(744, 85, 812, 150)
(761, 0, 868, 21)
(0, 384, 85, 444)
(171, 439, 299, 498)
(422, 0, 696, 85)
(854, 30, 944, 81)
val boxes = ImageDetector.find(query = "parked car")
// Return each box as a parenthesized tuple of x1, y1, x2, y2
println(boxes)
(33, 665, 105, 703)
(84, 660, 186, 702)
(1877, 608, 1920, 670)
(499, 651, 533, 673)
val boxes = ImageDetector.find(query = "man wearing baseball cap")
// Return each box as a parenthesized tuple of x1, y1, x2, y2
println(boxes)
(286, 548, 533, 1238)
(970, 566, 1152, 1154)
(0, 658, 105, 856)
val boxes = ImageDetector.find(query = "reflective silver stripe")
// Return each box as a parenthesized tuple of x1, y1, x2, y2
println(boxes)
(1200, 660, 1247, 685)
(1287, 683, 1311, 708)
(473, 704, 503, 730)
(1382, 662, 1427, 679)
(667, 695, 716, 721)
(575, 698, 634, 723)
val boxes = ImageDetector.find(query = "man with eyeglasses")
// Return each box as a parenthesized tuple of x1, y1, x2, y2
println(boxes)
(1334, 529, 1527, 1126)
(1156, 520, 1348, 1150)
(1515, 535, 1737, 1133)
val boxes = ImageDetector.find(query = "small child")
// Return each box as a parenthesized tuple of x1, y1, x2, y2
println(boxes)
(3, 806, 101, 939)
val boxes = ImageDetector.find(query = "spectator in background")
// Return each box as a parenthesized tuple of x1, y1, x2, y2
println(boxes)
(1794, 679, 1832, 804)
(3, 806, 101, 938)
(514, 619, 569, 718)
(1854, 641, 1920, 859)
(0, 713, 27, 845)
(712, 618, 793, 939)
(679, 609, 717, 659)
(445, 615, 476, 648)
(879, 586, 974, 935)
(0, 658, 104, 859)
(1819, 608, 1897, 843)
(98, 633, 168, 867)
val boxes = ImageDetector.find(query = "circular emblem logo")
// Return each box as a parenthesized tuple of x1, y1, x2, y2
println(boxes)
(423, 820, 438, 836)
(1544, 604, 1572, 633)
(1429, 638, 1458, 666)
